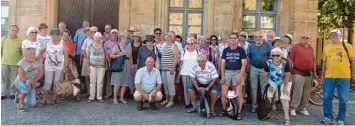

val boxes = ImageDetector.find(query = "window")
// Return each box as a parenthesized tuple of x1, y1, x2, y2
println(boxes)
(1, 0, 9, 37)
(169, 0, 203, 44)
(243, 0, 277, 35)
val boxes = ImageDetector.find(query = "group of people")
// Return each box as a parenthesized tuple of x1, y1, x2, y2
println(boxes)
(1, 20, 353, 125)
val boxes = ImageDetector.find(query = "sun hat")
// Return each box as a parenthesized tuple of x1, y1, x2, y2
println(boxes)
(143, 35, 155, 44)
(127, 25, 137, 32)
(284, 34, 293, 42)
(131, 31, 141, 37)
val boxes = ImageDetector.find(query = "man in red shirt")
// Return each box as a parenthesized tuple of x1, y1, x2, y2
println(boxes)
(288, 32, 317, 117)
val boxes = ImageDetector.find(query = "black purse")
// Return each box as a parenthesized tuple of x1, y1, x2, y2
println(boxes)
(109, 44, 125, 72)
(294, 67, 312, 76)
(257, 84, 272, 121)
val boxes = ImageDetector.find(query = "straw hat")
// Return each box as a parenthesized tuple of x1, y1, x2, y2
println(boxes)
(131, 31, 141, 37)
(127, 26, 137, 32)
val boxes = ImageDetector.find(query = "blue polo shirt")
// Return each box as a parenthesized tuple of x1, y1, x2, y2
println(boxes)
(248, 42, 272, 69)
(73, 28, 86, 55)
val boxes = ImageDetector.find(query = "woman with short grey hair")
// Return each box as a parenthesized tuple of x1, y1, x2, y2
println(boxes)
(22, 27, 41, 56)
(36, 28, 68, 106)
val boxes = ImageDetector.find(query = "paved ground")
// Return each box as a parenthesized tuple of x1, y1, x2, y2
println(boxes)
(2, 92, 355, 125)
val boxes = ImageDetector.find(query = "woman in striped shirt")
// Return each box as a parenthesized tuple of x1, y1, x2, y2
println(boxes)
(160, 31, 179, 108)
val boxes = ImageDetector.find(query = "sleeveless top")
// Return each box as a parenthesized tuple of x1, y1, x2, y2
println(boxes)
(160, 43, 174, 70)
(45, 40, 64, 71)
(131, 42, 141, 65)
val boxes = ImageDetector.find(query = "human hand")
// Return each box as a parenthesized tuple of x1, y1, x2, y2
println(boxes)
(282, 86, 289, 96)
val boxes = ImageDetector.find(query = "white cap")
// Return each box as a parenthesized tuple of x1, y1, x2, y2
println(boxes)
(330, 29, 342, 36)
(110, 29, 119, 34)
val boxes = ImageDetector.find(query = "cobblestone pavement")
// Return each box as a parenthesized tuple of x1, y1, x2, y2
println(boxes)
(2, 92, 355, 125)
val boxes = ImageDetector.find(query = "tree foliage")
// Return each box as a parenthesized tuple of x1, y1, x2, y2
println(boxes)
(318, 0, 355, 43)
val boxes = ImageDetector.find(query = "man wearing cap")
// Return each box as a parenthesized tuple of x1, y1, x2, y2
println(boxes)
(320, 29, 355, 125)
(288, 33, 316, 117)
(80, 26, 97, 97)
(126, 26, 137, 45)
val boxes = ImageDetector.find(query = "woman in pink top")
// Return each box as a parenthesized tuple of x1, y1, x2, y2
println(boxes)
(103, 29, 119, 99)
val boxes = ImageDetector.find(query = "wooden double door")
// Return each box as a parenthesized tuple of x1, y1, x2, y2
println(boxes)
(58, 0, 119, 37)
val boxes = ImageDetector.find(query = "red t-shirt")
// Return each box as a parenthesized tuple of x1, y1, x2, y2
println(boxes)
(289, 43, 315, 74)
(65, 40, 76, 56)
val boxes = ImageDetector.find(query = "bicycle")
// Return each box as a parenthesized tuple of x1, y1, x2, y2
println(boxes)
(309, 79, 323, 106)
(333, 81, 355, 98)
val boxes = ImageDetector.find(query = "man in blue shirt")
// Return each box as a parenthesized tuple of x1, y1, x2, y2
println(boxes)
(134, 56, 163, 111)
(220, 33, 247, 119)
(248, 31, 272, 113)
(73, 20, 89, 76)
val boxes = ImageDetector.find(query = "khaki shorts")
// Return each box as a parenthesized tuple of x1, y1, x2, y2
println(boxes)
(81, 59, 90, 76)
(224, 70, 245, 86)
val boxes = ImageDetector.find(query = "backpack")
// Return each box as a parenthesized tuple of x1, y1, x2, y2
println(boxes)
(195, 92, 211, 118)
(225, 90, 238, 120)
(257, 84, 272, 120)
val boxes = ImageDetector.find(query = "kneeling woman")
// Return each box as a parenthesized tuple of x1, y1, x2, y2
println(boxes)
(14, 48, 44, 112)
(263, 47, 292, 126)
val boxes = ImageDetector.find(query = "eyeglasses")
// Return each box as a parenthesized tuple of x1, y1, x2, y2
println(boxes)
(230, 37, 238, 40)
(240, 35, 247, 37)
(91, 31, 97, 33)
(155, 32, 162, 35)
(30, 31, 38, 34)
(302, 37, 310, 40)
(272, 55, 280, 57)
(187, 43, 194, 45)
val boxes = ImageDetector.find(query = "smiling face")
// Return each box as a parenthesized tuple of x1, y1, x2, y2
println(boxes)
(9, 26, 19, 37)
(28, 29, 38, 40)
(271, 50, 283, 62)
(145, 57, 155, 69)
(255, 32, 264, 44)
(62, 32, 70, 41)
(300, 33, 310, 44)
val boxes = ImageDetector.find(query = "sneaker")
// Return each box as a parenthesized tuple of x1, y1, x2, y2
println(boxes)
(160, 100, 168, 106)
(250, 108, 256, 113)
(14, 93, 19, 104)
(150, 102, 158, 110)
(299, 109, 310, 116)
(9, 95, 15, 99)
(18, 104, 27, 112)
(165, 102, 174, 108)
(88, 99, 93, 103)
(137, 102, 144, 111)
(285, 119, 291, 126)
(337, 121, 345, 126)
(290, 109, 296, 117)
(321, 118, 333, 124)
(272, 106, 276, 111)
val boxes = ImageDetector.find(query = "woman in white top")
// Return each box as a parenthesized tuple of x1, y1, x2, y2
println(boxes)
(36, 28, 68, 106)
(177, 37, 199, 108)
(22, 27, 41, 56)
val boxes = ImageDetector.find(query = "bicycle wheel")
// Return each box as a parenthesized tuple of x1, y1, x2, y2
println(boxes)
(350, 82, 355, 92)
(309, 79, 323, 106)
(334, 88, 339, 98)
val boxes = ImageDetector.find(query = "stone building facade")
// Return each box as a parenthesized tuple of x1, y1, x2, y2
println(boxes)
(8, 0, 319, 50)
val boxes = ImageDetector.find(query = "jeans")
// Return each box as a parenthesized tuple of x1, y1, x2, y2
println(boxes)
(323, 78, 350, 122)
(15, 81, 36, 107)
(1, 64, 18, 96)
(250, 66, 266, 109)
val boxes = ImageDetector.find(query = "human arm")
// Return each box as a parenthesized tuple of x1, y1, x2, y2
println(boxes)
(170, 44, 179, 73)
(35, 44, 47, 60)
(63, 44, 69, 73)
(263, 62, 272, 91)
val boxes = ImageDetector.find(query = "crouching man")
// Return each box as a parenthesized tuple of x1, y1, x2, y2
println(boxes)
(134, 56, 163, 111)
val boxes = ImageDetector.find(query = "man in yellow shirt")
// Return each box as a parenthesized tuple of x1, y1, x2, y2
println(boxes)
(321, 29, 355, 125)
(1, 25, 22, 100)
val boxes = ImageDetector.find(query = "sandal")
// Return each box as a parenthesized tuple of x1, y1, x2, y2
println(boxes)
(211, 111, 217, 116)
(40, 100, 46, 107)
(60, 96, 65, 100)
(113, 99, 119, 104)
(52, 100, 58, 106)
(236, 113, 243, 120)
(218, 110, 227, 117)
(187, 108, 196, 113)
(76, 96, 81, 101)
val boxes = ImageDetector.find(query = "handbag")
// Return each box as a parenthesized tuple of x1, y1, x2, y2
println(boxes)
(257, 84, 272, 121)
(55, 73, 75, 96)
(294, 67, 312, 76)
(109, 44, 125, 72)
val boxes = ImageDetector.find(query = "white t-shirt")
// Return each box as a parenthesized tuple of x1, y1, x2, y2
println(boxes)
(37, 34, 51, 47)
(81, 37, 94, 51)
(21, 39, 41, 56)
(180, 50, 198, 75)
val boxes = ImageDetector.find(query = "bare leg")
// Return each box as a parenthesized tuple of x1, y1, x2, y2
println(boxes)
(19, 93, 27, 105)
(211, 91, 217, 113)
(236, 85, 243, 113)
(120, 86, 126, 102)
(220, 84, 228, 110)
(113, 86, 119, 101)
(42, 89, 48, 103)
(282, 99, 290, 120)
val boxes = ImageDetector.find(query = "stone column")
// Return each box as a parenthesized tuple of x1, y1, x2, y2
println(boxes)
(203, 0, 214, 36)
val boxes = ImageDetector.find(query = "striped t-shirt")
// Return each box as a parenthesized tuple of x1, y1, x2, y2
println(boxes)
(190, 61, 219, 85)
(160, 43, 175, 70)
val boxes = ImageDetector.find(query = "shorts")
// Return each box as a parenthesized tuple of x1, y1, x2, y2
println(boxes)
(267, 82, 292, 100)
(15, 80, 31, 94)
(224, 70, 245, 86)
(188, 83, 217, 91)
(81, 59, 90, 76)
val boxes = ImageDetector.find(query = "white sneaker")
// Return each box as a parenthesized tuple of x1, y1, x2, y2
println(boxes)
(165, 102, 174, 108)
(272, 106, 276, 111)
(299, 109, 310, 116)
(161, 100, 169, 106)
(290, 109, 297, 117)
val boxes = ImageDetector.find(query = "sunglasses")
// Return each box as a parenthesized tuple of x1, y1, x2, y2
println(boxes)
(91, 31, 97, 33)
(302, 37, 310, 40)
(187, 43, 194, 45)
(272, 55, 280, 57)
(155, 32, 162, 35)
(30, 31, 38, 34)
(240, 35, 247, 37)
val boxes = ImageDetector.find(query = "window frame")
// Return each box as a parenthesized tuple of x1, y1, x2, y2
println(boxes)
(169, 0, 204, 45)
(243, 0, 278, 35)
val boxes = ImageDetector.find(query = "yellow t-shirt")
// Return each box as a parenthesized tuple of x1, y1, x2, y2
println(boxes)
(322, 43, 355, 78)
(1, 36, 23, 65)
